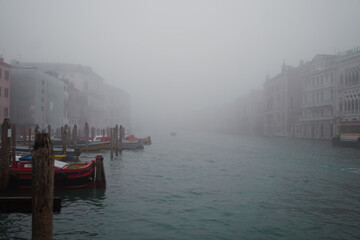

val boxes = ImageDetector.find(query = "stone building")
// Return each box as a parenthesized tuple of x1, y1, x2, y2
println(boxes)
(24, 63, 104, 129)
(10, 65, 65, 129)
(264, 62, 304, 137)
(335, 47, 360, 133)
(101, 83, 131, 130)
(300, 54, 338, 139)
(236, 89, 264, 135)
(0, 57, 11, 123)
(24, 63, 130, 130)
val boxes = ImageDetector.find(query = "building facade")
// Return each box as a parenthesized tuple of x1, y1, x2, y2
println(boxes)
(24, 62, 131, 130)
(236, 89, 264, 135)
(10, 66, 65, 129)
(101, 83, 131, 130)
(0, 57, 11, 123)
(299, 54, 338, 139)
(335, 48, 360, 128)
(264, 63, 303, 137)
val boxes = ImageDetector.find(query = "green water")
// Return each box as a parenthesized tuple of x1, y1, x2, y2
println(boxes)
(1, 132, 360, 239)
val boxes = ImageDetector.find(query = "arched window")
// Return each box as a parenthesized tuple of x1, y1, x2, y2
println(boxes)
(339, 100, 343, 112)
(344, 100, 348, 113)
(352, 72, 356, 85)
(340, 75, 343, 87)
(348, 100, 352, 114)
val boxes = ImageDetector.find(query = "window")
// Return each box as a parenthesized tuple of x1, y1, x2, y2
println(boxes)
(0, 69, 2, 79)
(4, 88, 8, 97)
(4, 107, 8, 117)
(5, 71, 9, 80)
(0, 87, 1, 96)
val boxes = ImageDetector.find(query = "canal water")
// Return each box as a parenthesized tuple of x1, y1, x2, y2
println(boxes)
(1, 131, 360, 239)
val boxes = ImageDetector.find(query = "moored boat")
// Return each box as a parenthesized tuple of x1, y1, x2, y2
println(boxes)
(122, 139, 144, 150)
(141, 136, 151, 145)
(125, 135, 151, 145)
(17, 153, 76, 162)
(332, 121, 360, 147)
(78, 141, 110, 152)
(10, 159, 96, 189)
(16, 145, 81, 157)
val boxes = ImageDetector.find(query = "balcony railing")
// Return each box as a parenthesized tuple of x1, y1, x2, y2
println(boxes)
(302, 100, 334, 108)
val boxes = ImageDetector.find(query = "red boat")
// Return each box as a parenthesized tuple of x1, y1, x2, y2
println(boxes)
(125, 135, 152, 145)
(10, 159, 96, 189)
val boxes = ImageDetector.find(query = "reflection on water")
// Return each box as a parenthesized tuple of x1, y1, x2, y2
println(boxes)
(0, 187, 107, 240)
(55, 187, 106, 205)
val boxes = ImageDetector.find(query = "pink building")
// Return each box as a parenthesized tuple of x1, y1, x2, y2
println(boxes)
(0, 57, 11, 123)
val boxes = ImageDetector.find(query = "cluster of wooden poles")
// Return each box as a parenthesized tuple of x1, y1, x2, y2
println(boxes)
(9, 120, 125, 158)
(0, 118, 107, 239)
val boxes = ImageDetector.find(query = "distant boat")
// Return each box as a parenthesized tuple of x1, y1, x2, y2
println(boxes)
(78, 141, 110, 152)
(122, 139, 144, 150)
(170, 132, 177, 136)
(125, 135, 152, 145)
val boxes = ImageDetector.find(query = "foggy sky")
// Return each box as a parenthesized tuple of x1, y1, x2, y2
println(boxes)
(1, 0, 360, 132)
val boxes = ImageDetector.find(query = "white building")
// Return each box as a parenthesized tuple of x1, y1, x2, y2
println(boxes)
(335, 47, 360, 130)
(300, 54, 338, 139)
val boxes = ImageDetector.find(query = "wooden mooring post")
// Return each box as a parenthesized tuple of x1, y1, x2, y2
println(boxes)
(0, 118, 11, 191)
(115, 125, 119, 157)
(67, 125, 71, 147)
(62, 125, 67, 155)
(72, 124, 77, 149)
(32, 133, 55, 239)
(119, 125, 124, 152)
(95, 155, 106, 187)
(110, 128, 114, 160)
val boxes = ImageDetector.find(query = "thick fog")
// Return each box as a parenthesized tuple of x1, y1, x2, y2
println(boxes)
(1, 0, 360, 132)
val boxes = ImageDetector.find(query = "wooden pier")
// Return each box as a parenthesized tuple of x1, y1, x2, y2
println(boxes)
(0, 118, 117, 239)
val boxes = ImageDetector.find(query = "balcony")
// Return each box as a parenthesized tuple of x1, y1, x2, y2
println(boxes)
(303, 100, 334, 108)
(301, 116, 334, 122)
